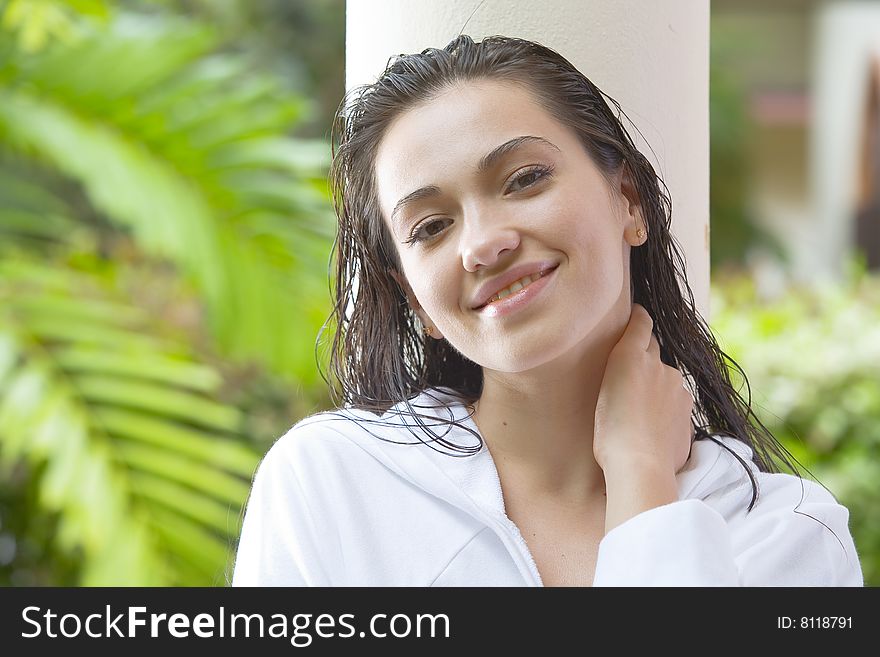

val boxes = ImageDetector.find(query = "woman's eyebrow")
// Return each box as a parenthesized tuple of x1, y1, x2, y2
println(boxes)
(389, 135, 559, 228)
(477, 135, 560, 174)
(390, 185, 442, 228)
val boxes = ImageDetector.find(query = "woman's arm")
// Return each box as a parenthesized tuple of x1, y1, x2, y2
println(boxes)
(587, 305, 863, 585)
(592, 474, 863, 586)
(593, 304, 696, 508)
(603, 456, 678, 535)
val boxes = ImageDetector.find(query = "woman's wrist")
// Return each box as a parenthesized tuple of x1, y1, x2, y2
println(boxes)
(602, 456, 679, 535)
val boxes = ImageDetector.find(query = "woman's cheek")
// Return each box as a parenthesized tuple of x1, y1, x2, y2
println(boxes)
(426, 285, 457, 326)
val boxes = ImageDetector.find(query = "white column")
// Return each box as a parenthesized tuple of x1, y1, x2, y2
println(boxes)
(346, 0, 710, 317)
(810, 1, 880, 284)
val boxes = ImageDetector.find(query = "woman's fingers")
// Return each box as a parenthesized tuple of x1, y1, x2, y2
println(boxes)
(632, 304, 660, 359)
(623, 303, 654, 352)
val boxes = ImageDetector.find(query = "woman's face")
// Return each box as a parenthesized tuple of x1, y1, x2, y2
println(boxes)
(374, 79, 643, 373)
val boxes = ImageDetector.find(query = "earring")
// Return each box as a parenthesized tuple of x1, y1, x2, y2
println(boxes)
(422, 325, 433, 338)
(636, 227, 645, 243)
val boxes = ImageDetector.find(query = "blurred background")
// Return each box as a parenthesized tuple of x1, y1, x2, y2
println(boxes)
(0, 0, 876, 586)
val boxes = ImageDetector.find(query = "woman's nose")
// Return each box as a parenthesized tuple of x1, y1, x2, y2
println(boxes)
(460, 215, 521, 272)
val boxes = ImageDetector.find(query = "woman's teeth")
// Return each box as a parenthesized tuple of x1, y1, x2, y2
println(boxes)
(487, 271, 546, 304)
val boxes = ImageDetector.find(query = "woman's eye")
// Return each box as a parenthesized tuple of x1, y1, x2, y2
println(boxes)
(406, 217, 452, 244)
(505, 164, 554, 194)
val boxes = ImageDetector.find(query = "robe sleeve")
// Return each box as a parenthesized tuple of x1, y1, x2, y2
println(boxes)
(592, 475, 864, 586)
(231, 437, 333, 587)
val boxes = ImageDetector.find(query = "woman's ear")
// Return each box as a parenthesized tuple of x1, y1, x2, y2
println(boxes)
(617, 165, 647, 246)
(388, 268, 421, 310)
(387, 268, 444, 339)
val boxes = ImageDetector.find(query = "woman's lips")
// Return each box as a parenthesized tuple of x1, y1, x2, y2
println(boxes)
(476, 265, 558, 318)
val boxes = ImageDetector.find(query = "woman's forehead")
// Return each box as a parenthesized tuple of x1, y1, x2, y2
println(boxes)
(378, 80, 562, 162)
(373, 80, 573, 214)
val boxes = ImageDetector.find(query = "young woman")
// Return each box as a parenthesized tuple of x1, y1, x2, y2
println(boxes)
(232, 35, 863, 586)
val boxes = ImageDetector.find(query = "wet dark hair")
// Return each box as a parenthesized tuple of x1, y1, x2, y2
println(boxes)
(322, 34, 805, 512)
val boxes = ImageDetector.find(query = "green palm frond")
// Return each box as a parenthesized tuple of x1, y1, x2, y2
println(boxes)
(0, 256, 260, 585)
(1, 0, 111, 53)
(0, 161, 94, 255)
(0, 12, 335, 383)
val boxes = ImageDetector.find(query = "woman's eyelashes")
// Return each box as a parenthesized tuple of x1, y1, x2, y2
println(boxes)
(402, 163, 555, 245)
(503, 163, 555, 194)
(403, 216, 453, 244)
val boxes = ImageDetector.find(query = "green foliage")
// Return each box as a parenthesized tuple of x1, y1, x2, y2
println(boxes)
(1, 0, 110, 52)
(0, 12, 335, 383)
(0, 6, 337, 585)
(710, 258, 880, 586)
(0, 256, 260, 585)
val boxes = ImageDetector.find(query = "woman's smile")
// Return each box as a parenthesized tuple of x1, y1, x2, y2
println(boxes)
(475, 263, 560, 318)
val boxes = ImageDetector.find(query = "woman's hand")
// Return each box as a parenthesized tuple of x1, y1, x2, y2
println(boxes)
(593, 303, 695, 477)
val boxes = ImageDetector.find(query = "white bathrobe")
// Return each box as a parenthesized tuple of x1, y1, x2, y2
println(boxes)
(232, 388, 864, 586)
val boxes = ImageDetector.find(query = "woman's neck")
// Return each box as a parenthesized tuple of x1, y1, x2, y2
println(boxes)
(472, 301, 630, 506)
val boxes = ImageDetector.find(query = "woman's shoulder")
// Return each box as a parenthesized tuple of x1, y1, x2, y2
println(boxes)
(247, 408, 395, 502)
(258, 408, 385, 469)
(682, 433, 845, 515)
(256, 387, 472, 472)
